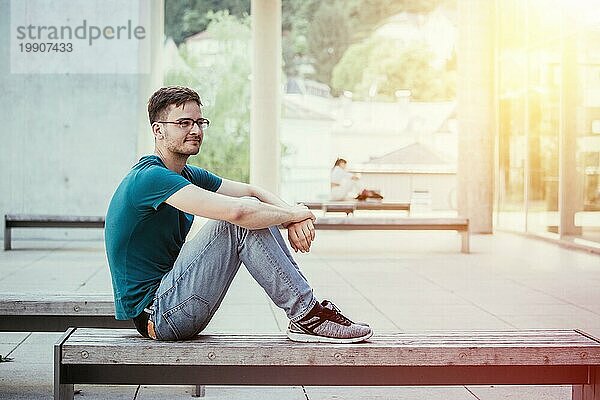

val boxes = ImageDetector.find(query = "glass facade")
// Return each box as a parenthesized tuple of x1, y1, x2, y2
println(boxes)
(495, 0, 600, 246)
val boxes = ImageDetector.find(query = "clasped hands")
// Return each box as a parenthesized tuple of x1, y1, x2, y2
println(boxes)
(284, 204, 316, 253)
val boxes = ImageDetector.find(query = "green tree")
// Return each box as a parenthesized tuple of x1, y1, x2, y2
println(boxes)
(331, 38, 379, 95)
(165, 0, 250, 45)
(306, 1, 351, 87)
(332, 39, 455, 101)
(347, 0, 441, 40)
(282, 0, 449, 85)
(165, 11, 251, 181)
(282, 0, 320, 77)
(365, 44, 428, 101)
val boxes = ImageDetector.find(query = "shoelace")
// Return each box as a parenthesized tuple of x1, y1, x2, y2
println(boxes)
(324, 300, 356, 323)
(321, 306, 352, 326)
(323, 300, 342, 313)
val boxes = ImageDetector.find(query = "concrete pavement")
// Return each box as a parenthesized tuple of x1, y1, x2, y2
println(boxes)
(1, 230, 599, 399)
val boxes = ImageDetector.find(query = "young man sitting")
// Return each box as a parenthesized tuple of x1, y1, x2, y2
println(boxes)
(105, 86, 372, 343)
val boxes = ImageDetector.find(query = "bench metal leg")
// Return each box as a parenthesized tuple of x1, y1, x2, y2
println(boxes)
(54, 328, 75, 400)
(192, 385, 205, 397)
(573, 367, 600, 400)
(3, 225, 10, 251)
(460, 231, 469, 254)
(55, 383, 74, 400)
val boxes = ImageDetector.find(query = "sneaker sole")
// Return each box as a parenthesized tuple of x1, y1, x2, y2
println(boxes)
(286, 329, 373, 344)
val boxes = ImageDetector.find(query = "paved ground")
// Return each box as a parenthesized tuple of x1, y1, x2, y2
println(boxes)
(1, 228, 599, 399)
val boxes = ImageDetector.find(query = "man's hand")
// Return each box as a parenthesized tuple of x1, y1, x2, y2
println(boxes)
(283, 204, 316, 228)
(287, 219, 316, 253)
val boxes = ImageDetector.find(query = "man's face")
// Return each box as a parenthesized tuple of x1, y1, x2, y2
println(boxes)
(154, 100, 203, 156)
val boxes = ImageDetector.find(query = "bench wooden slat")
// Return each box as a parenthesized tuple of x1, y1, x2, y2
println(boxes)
(66, 328, 594, 342)
(55, 328, 600, 399)
(63, 330, 597, 346)
(4, 214, 105, 250)
(0, 294, 115, 316)
(304, 202, 410, 212)
(66, 337, 597, 347)
(66, 332, 594, 344)
(5, 214, 105, 228)
(312, 216, 470, 253)
(314, 217, 469, 231)
(5, 214, 105, 223)
(0, 295, 130, 331)
(61, 329, 600, 367)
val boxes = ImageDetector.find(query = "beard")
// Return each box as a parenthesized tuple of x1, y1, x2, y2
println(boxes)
(180, 141, 201, 155)
(167, 138, 202, 156)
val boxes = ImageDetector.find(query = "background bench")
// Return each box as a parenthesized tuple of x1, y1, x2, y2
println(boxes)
(314, 216, 470, 253)
(2, 296, 203, 395)
(303, 201, 410, 215)
(0, 294, 130, 331)
(4, 214, 105, 250)
(55, 328, 600, 400)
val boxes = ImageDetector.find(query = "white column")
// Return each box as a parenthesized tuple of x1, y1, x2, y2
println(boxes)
(457, 0, 496, 233)
(250, 0, 282, 193)
(558, 11, 582, 236)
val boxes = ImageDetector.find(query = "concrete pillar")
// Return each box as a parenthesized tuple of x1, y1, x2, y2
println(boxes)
(250, 0, 281, 193)
(137, 0, 164, 157)
(558, 10, 582, 236)
(457, 0, 496, 233)
(0, 0, 156, 231)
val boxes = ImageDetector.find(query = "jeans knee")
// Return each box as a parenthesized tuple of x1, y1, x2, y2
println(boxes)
(213, 219, 251, 244)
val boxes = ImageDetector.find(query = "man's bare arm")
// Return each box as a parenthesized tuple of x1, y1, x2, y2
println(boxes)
(165, 184, 315, 230)
(216, 178, 290, 208)
(215, 178, 315, 252)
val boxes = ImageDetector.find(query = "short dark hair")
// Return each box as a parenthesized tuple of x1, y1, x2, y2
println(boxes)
(147, 86, 203, 124)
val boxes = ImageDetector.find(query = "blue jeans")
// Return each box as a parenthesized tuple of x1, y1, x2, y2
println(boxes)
(148, 220, 317, 340)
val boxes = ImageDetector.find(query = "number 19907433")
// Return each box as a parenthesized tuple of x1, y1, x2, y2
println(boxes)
(18, 42, 73, 52)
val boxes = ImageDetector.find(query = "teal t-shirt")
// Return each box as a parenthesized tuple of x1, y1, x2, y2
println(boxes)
(105, 155, 222, 320)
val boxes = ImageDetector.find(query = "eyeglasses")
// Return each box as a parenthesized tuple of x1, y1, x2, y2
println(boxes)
(155, 118, 210, 131)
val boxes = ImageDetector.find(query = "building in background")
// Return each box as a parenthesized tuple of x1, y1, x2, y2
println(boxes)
(353, 142, 456, 210)
(280, 82, 457, 207)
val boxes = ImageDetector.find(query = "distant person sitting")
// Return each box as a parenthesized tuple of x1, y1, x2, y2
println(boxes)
(330, 158, 360, 201)
(330, 158, 384, 202)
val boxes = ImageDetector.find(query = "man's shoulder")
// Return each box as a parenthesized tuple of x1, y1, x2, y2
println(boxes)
(183, 163, 207, 174)
(131, 156, 177, 182)
(114, 156, 187, 206)
(134, 155, 165, 172)
(183, 164, 222, 192)
(182, 164, 214, 182)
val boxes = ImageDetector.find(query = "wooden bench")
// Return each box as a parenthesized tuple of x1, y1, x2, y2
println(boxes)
(4, 214, 105, 250)
(54, 328, 600, 400)
(0, 294, 130, 331)
(314, 217, 470, 253)
(1, 296, 204, 396)
(303, 201, 410, 215)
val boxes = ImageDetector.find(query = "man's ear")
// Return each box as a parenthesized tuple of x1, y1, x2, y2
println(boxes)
(151, 122, 164, 139)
